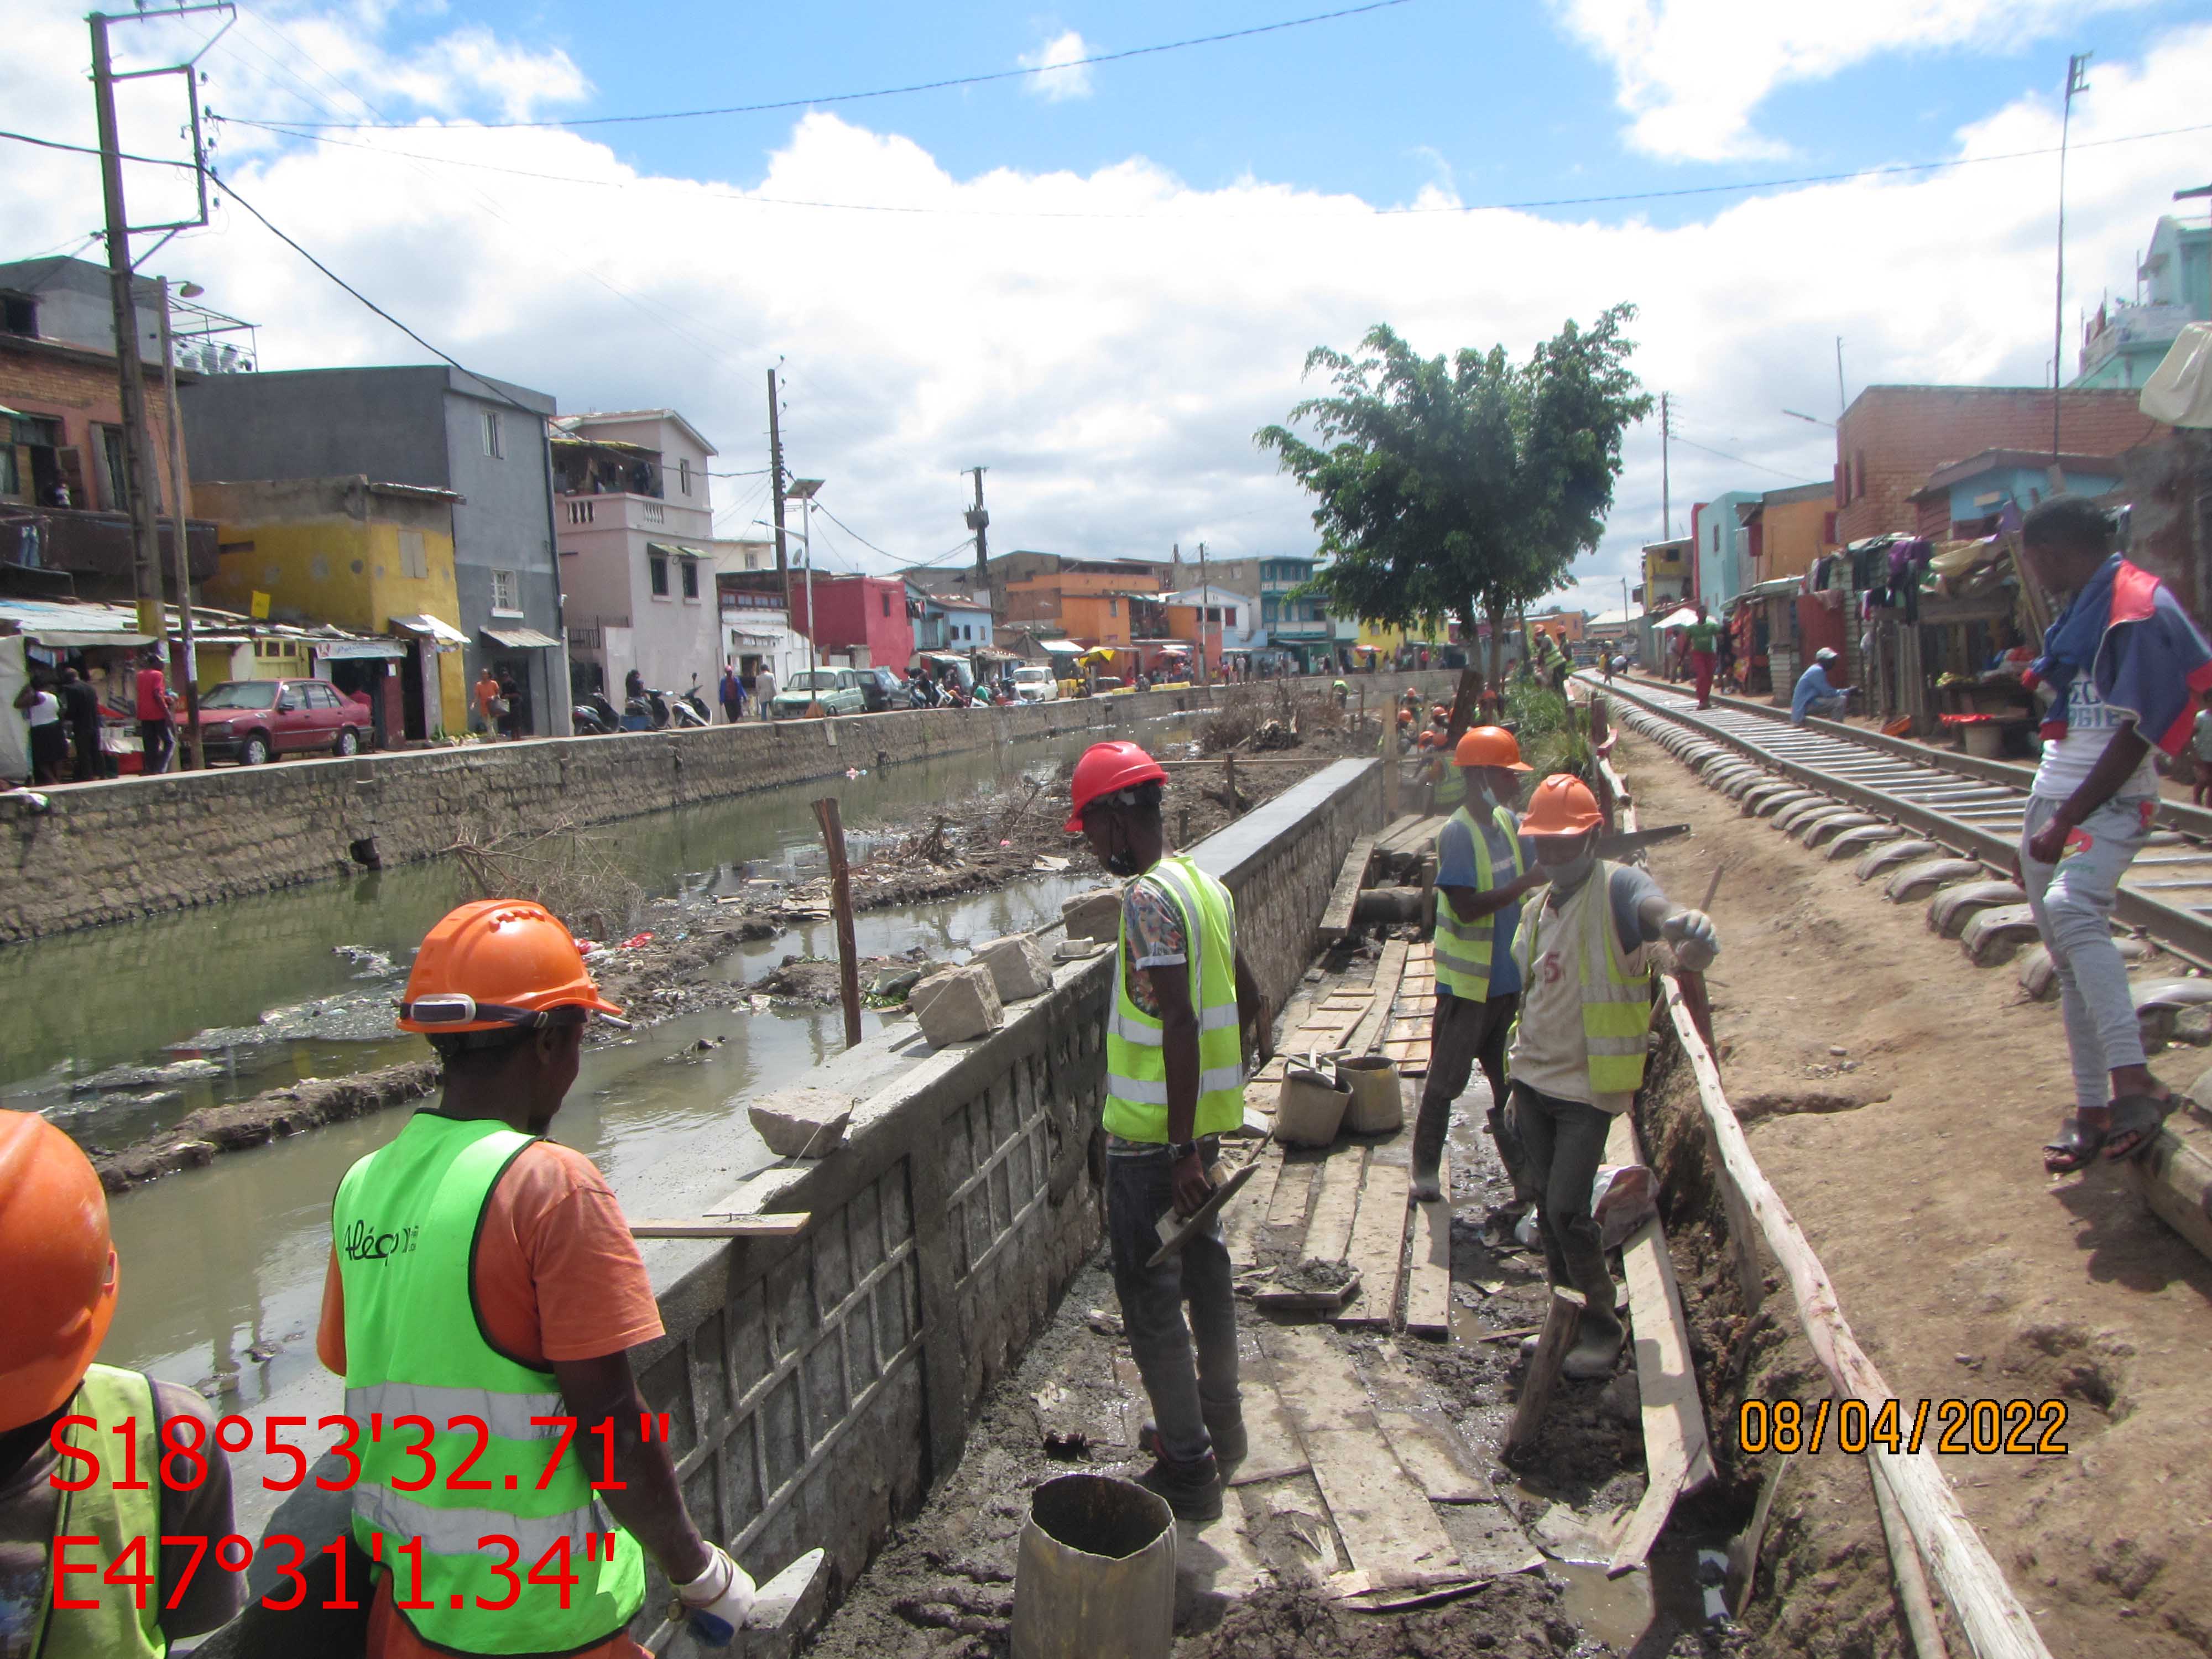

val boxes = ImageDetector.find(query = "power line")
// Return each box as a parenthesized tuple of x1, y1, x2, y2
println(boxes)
(1666, 432, 1814, 481)
(815, 503, 911, 566)
(256, 0, 1419, 132)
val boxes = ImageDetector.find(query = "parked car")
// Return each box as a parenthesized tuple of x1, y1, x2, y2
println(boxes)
(1010, 664, 1058, 703)
(192, 677, 367, 765)
(854, 665, 905, 713)
(770, 669, 867, 718)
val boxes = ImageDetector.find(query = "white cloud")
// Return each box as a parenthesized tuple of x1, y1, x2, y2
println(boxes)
(1018, 29, 1095, 102)
(4, 1, 2206, 625)
(1551, 0, 2142, 161)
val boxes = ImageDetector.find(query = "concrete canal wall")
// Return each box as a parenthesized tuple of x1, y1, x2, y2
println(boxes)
(0, 670, 1460, 945)
(194, 757, 1385, 1657)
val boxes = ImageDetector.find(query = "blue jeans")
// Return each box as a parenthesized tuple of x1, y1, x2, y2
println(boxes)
(1106, 1140, 1240, 1464)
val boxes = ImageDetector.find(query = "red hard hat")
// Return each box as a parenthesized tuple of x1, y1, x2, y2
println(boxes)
(0, 1112, 119, 1432)
(1066, 740, 1168, 832)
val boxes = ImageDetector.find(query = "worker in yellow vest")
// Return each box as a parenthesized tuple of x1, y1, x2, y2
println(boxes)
(0, 1111, 241, 1658)
(1509, 777, 1718, 1379)
(1068, 742, 1270, 1524)
(1418, 728, 1548, 1205)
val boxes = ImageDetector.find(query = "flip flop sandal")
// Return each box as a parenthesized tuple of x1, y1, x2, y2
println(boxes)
(2043, 1114, 2107, 1174)
(2103, 1092, 2174, 1161)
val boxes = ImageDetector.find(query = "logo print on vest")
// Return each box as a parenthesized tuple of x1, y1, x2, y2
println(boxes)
(342, 1218, 421, 1261)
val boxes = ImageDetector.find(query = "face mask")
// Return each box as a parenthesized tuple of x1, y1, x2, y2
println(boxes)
(1545, 851, 1597, 891)
(1467, 779, 1494, 811)
(1104, 845, 1140, 877)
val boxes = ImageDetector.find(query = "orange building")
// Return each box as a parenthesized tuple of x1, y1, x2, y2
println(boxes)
(1739, 481, 1835, 583)
(1008, 558, 1165, 648)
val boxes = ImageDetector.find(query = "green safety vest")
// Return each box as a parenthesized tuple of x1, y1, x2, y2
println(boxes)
(1432, 760, 1466, 813)
(1103, 856, 1246, 1142)
(1432, 804, 1524, 1004)
(334, 1113, 645, 1656)
(1511, 859, 1653, 1102)
(35, 1366, 165, 1659)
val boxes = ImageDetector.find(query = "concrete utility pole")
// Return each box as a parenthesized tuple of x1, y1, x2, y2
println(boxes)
(1660, 392, 1672, 542)
(964, 467, 989, 587)
(2053, 51, 2092, 467)
(1197, 540, 1211, 692)
(767, 368, 790, 603)
(157, 278, 202, 769)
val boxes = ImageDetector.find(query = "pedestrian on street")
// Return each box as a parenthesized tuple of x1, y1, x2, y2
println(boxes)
(0, 1110, 242, 1653)
(60, 665, 104, 780)
(496, 671, 522, 740)
(1683, 604, 1721, 709)
(473, 667, 499, 737)
(755, 663, 776, 719)
(2016, 498, 2212, 1172)
(719, 658, 744, 724)
(1418, 727, 1547, 1206)
(322, 901, 794, 1656)
(15, 674, 68, 784)
(134, 651, 176, 775)
(1070, 742, 1270, 1522)
(1508, 775, 1718, 1379)
(1790, 647, 1849, 726)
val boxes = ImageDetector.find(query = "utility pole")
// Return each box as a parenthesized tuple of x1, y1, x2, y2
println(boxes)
(2053, 51, 2091, 467)
(1660, 392, 1672, 542)
(766, 368, 789, 604)
(158, 278, 202, 769)
(1197, 539, 1211, 692)
(1835, 337, 1846, 418)
(964, 467, 990, 587)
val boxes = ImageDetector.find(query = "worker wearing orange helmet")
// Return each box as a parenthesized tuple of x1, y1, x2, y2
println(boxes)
(0, 1111, 241, 1656)
(1418, 729, 1547, 1206)
(1507, 776, 1717, 1380)
(317, 900, 799, 1657)
(1067, 742, 1270, 1524)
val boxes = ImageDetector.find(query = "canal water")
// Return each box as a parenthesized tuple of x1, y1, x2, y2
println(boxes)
(3, 715, 1193, 1410)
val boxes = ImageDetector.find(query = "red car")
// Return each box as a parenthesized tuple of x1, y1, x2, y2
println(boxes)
(191, 678, 369, 765)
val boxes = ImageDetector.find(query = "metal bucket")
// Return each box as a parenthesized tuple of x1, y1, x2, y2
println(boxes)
(1009, 1473, 1176, 1659)
(1338, 1055, 1404, 1134)
(1276, 1063, 1350, 1147)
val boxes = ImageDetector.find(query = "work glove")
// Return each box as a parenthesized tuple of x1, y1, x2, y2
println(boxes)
(673, 1543, 757, 1647)
(1662, 909, 1719, 972)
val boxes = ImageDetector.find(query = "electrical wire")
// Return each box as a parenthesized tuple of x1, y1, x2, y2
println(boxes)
(1666, 432, 1817, 481)
(254, 0, 1420, 131)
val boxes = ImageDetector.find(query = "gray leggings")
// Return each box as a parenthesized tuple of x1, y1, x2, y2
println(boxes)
(2020, 793, 2153, 1115)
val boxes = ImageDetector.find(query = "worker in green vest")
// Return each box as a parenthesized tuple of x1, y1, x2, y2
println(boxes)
(0, 1110, 241, 1659)
(1068, 742, 1270, 1524)
(1417, 728, 1549, 1206)
(1509, 777, 1718, 1378)
(324, 900, 780, 1656)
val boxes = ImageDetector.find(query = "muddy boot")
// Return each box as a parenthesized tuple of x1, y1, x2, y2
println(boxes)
(1140, 1413, 1247, 1467)
(1562, 1307, 1624, 1380)
(1409, 1091, 1450, 1204)
(1134, 1452, 1224, 1522)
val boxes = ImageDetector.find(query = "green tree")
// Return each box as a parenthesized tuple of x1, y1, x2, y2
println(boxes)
(1255, 307, 1651, 688)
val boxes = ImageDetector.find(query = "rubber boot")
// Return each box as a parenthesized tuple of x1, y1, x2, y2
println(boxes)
(1409, 1090, 1450, 1204)
(1134, 1452, 1224, 1522)
(1563, 1307, 1624, 1380)
(1139, 1412, 1248, 1466)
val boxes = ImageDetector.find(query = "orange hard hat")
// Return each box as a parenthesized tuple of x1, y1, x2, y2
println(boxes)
(1065, 740, 1168, 832)
(0, 1112, 119, 1433)
(1521, 774, 1604, 837)
(1416, 729, 1437, 749)
(397, 899, 624, 1034)
(1453, 726, 1532, 771)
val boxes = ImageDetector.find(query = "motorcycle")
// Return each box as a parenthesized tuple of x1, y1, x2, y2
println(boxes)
(670, 677, 711, 728)
(572, 692, 621, 735)
(622, 689, 667, 732)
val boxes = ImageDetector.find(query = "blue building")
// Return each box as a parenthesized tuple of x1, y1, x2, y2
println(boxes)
(1907, 450, 2122, 541)
(912, 589, 994, 651)
(2074, 213, 2212, 391)
(1692, 492, 1761, 609)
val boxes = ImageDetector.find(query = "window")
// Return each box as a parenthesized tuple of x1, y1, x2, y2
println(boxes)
(881, 592, 892, 618)
(481, 410, 503, 458)
(1109, 598, 1119, 618)
(0, 291, 34, 337)
(679, 459, 692, 495)
(491, 568, 520, 613)
(680, 558, 699, 600)
(649, 553, 670, 598)
(399, 529, 429, 580)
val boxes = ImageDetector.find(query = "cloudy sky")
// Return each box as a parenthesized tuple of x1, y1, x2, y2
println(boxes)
(6, 0, 2208, 614)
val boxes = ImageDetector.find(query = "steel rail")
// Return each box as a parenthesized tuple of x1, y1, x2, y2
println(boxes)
(1590, 675, 2212, 971)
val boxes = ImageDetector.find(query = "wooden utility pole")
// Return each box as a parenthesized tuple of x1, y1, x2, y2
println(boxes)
(2052, 52, 2092, 468)
(156, 278, 201, 769)
(813, 796, 864, 1049)
(767, 369, 789, 602)
(964, 467, 990, 587)
(1196, 539, 1211, 692)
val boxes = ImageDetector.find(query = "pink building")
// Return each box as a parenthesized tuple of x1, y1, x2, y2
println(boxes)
(787, 574, 915, 670)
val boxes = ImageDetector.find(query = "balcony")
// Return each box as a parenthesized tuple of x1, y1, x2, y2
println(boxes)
(559, 492, 702, 536)
(2081, 301, 2195, 374)
(0, 506, 216, 589)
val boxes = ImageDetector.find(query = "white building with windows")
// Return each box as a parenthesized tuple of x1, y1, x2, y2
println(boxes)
(551, 409, 724, 702)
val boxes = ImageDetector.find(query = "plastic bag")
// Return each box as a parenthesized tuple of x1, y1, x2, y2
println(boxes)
(1591, 1162, 1658, 1251)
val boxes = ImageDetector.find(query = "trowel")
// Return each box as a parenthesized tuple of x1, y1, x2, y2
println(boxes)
(670, 1546, 830, 1656)
(1146, 1152, 1265, 1269)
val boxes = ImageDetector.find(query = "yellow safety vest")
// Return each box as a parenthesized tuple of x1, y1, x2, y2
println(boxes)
(1432, 804, 1524, 1003)
(37, 1366, 165, 1659)
(1432, 761, 1466, 813)
(1511, 860, 1653, 1104)
(1102, 857, 1245, 1141)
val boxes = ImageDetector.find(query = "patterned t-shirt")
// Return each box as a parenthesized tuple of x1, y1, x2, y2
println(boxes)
(1120, 877, 1186, 1017)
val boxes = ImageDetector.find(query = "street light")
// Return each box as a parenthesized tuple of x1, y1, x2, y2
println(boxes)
(784, 479, 826, 691)
(1782, 409, 1835, 429)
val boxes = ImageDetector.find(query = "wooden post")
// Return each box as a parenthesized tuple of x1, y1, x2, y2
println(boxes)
(1224, 750, 1238, 816)
(1870, 1454, 1952, 1659)
(812, 796, 864, 1048)
(1504, 1289, 1583, 1460)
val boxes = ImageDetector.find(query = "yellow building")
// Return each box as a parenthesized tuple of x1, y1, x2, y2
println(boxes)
(1740, 481, 1835, 583)
(196, 475, 469, 740)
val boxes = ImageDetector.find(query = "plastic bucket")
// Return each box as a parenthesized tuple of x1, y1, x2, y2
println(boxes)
(1338, 1055, 1404, 1134)
(1010, 1473, 1176, 1659)
(1275, 1064, 1350, 1147)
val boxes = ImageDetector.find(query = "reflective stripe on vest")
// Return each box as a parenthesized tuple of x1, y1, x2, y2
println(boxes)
(1511, 859, 1652, 1101)
(1432, 804, 1524, 1003)
(334, 1114, 644, 1655)
(1103, 857, 1245, 1140)
(37, 1365, 165, 1659)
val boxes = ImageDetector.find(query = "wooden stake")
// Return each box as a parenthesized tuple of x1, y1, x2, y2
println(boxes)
(1504, 1290, 1583, 1460)
(812, 796, 864, 1049)
(1870, 1453, 1952, 1659)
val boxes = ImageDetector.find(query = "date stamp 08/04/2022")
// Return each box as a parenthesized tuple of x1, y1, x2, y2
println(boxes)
(1736, 1396, 2073, 1458)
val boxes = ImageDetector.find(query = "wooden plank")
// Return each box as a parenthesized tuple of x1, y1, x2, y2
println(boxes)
(1504, 1290, 1583, 1459)
(1334, 1159, 1411, 1328)
(1220, 1142, 1286, 1271)
(629, 1213, 810, 1238)
(1375, 1408, 1485, 1502)
(1404, 1147, 1452, 1335)
(1263, 1157, 1318, 1254)
(1343, 938, 1410, 1058)
(1302, 1145, 1368, 1262)
(1262, 1324, 1464, 1589)
(1319, 832, 1380, 942)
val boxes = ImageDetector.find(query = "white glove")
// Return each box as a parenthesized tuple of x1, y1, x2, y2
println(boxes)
(1663, 909, 1719, 972)
(674, 1543, 757, 1647)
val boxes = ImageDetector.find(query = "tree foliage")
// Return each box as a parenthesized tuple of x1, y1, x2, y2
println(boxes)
(1255, 307, 1651, 678)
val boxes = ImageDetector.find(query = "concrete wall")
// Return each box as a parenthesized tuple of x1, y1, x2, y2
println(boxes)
(0, 670, 1465, 945)
(190, 756, 1384, 1659)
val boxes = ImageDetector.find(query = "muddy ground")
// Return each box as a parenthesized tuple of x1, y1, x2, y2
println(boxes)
(1622, 727, 2212, 1659)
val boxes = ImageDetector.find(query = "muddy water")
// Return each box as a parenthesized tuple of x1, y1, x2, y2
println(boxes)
(9, 716, 1191, 1410)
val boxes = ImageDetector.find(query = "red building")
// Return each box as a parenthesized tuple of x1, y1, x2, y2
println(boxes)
(787, 573, 915, 670)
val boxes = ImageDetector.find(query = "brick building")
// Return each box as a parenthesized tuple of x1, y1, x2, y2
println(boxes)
(1832, 385, 2164, 544)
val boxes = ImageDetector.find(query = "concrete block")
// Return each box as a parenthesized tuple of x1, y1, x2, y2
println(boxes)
(1061, 885, 1123, 942)
(972, 932, 1053, 1001)
(748, 1088, 855, 1158)
(909, 964, 1005, 1046)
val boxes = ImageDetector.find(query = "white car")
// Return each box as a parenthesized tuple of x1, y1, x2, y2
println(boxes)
(1011, 665, 1059, 703)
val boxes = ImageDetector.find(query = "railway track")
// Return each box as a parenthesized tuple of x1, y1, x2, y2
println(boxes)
(1591, 673, 2212, 972)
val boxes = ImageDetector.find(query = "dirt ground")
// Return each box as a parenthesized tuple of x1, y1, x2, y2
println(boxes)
(1623, 728, 2212, 1659)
